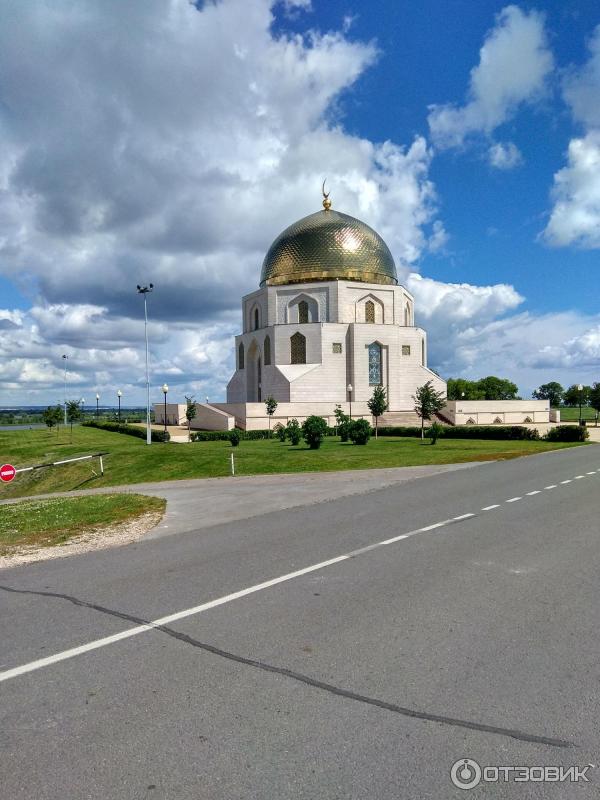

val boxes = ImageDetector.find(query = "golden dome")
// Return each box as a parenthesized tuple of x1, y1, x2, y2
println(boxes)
(260, 207, 398, 287)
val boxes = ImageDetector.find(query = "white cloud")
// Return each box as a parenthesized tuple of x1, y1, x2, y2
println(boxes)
(543, 132, 600, 247)
(543, 28, 600, 248)
(488, 141, 523, 169)
(0, 0, 450, 404)
(428, 5, 552, 149)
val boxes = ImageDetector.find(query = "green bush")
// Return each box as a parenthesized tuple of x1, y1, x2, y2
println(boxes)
(229, 429, 241, 447)
(83, 420, 170, 442)
(191, 429, 270, 442)
(427, 421, 444, 445)
(286, 418, 301, 446)
(302, 415, 328, 449)
(544, 425, 588, 442)
(376, 425, 540, 441)
(349, 418, 371, 445)
(274, 422, 287, 443)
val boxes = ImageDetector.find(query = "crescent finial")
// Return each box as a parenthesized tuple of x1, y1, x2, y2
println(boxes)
(322, 179, 332, 210)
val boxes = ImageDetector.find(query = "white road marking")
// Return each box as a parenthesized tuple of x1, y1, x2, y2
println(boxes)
(587, 471, 596, 475)
(0, 514, 471, 684)
(526, 491, 541, 496)
(3, 461, 597, 685)
(575, 475, 585, 480)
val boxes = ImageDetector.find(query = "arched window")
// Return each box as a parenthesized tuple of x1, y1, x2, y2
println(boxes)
(238, 342, 245, 370)
(298, 300, 309, 324)
(253, 308, 259, 330)
(421, 339, 425, 365)
(365, 300, 375, 323)
(291, 332, 306, 364)
(264, 335, 271, 366)
(405, 304, 411, 326)
(368, 342, 382, 385)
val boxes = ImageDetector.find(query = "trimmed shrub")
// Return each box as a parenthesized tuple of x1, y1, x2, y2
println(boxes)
(83, 420, 170, 442)
(545, 425, 588, 442)
(376, 425, 540, 441)
(229, 429, 241, 447)
(427, 421, 444, 445)
(191, 429, 270, 442)
(286, 418, 301, 446)
(274, 422, 287, 443)
(302, 415, 328, 450)
(349, 418, 371, 445)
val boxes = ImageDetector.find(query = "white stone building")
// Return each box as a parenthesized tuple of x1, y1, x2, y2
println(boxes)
(218, 195, 446, 429)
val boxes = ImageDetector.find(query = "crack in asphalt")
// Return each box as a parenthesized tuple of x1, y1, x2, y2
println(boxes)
(1, 583, 574, 749)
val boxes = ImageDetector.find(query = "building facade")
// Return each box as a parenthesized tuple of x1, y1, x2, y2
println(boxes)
(222, 195, 446, 428)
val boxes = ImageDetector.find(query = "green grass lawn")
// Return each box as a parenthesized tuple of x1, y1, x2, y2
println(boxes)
(0, 493, 166, 556)
(556, 407, 599, 422)
(0, 426, 587, 499)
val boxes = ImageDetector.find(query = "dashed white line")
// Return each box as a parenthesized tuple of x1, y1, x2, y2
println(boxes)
(587, 471, 596, 475)
(575, 475, 585, 480)
(2, 462, 596, 685)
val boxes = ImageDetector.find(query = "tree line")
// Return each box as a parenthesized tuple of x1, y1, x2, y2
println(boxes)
(447, 376, 600, 413)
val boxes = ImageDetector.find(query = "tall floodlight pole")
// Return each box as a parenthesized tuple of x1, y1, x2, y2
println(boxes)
(117, 389, 122, 423)
(62, 354, 68, 425)
(137, 284, 154, 445)
(96, 393, 100, 418)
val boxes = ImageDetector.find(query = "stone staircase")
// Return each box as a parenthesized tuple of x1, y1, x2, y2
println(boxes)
(378, 411, 424, 427)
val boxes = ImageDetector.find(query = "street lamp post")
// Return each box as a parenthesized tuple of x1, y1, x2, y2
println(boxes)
(95, 393, 100, 419)
(80, 397, 85, 420)
(117, 390, 122, 424)
(577, 383, 583, 425)
(162, 383, 169, 436)
(62, 354, 68, 425)
(137, 284, 154, 445)
(347, 383, 353, 420)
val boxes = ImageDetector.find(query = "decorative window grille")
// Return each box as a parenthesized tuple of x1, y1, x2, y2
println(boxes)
(298, 300, 309, 324)
(254, 308, 259, 330)
(238, 342, 245, 370)
(494, 417, 502, 424)
(332, 342, 342, 354)
(264, 335, 271, 366)
(466, 417, 475, 425)
(365, 300, 375, 323)
(402, 345, 411, 356)
(291, 332, 306, 364)
(421, 339, 425, 365)
(523, 416, 532, 423)
(368, 342, 382, 385)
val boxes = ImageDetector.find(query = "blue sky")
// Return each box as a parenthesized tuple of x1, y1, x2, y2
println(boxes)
(0, 0, 599, 404)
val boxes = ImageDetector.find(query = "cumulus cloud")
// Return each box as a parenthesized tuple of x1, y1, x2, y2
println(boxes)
(428, 5, 552, 149)
(543, 28, 600, 248)
(488, 141, 523, 169)
(0, 0, 450, 403)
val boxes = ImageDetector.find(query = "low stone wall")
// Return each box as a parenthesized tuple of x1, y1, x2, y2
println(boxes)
(190, 403, 235, 431)
(442, 400, 550, 426)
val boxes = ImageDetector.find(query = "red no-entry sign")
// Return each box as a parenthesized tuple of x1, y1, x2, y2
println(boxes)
(0, 464, 16, 482)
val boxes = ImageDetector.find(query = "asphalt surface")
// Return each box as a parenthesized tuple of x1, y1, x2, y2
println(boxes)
(1, 445, 599, 799)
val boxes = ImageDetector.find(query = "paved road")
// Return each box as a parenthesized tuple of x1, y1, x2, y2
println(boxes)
(1, 445, 599, 799)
